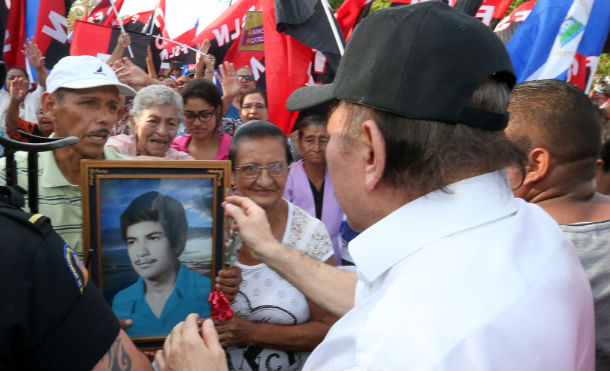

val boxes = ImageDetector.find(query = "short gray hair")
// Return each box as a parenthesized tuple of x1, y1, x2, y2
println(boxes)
(130, 84, 183, 126)
(341, 77, 526, 194)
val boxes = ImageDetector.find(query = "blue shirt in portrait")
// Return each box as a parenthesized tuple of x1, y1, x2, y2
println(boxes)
(112, 264, 212, 337)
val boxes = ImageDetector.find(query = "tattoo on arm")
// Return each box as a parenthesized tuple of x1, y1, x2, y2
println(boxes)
(105, 337, 132, 371)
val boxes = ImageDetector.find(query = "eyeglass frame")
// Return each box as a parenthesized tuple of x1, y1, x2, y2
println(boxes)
(236, 74, 254, 82)
(234, 162, 290, 179)
(183, 110, 216, 123)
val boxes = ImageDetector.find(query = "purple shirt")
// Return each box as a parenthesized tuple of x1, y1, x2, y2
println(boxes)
(283, 160, 344, 264)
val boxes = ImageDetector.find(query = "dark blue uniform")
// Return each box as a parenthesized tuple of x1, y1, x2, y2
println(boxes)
(0, 186, 119, 370)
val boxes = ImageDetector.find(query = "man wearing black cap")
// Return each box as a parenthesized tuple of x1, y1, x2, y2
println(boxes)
(157, 2, 595, 370)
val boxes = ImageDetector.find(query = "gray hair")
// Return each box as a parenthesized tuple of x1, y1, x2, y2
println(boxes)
(130, 84, 183, 129)
(341, 77, 526, 194)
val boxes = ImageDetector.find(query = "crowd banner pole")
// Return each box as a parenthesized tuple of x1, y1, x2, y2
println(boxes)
(153, 35, 205, 56)
(320, 0, 345, 56)
(109, 0, 134, 58)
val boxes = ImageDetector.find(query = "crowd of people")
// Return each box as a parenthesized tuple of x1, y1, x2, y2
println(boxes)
(0, 1, 609, 370)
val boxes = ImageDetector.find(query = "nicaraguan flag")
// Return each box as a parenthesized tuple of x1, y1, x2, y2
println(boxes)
(506, 0, 610, 86)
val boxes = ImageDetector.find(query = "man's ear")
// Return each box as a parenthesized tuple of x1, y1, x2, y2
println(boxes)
(522, 147, 551, 185)
(361, 119, 386, 192)
(41, 92, 57, 121)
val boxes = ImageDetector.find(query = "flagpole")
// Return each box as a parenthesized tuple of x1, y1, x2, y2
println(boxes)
(109, 0, 134, 58)
(152, 35, 207, 56)
(319, 0, 345, 56)
(147, 0, 161, 36)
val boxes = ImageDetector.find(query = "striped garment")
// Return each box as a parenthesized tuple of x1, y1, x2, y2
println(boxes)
(0, 147, 127, 258)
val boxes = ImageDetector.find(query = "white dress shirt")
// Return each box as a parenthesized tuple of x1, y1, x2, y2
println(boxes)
(304, 171, 595, 370)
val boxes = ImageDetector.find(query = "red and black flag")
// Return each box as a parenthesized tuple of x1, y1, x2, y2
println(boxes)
(265, 0, 346, 132)
(70, 21, 151, 71)
(86, 0, 124, 26)
(33, 0, 76, 70)
(3, 0, 27, 69)
(494, 0, 537, 45)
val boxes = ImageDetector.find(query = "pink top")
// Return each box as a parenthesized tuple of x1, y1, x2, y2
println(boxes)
(106, 134, 194, 160)
(171, 133, 232, 160)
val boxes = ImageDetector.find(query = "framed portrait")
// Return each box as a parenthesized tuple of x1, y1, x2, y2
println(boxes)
(81, 160, 231, 346)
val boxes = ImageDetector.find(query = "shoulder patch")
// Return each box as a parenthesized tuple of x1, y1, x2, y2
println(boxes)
(63, 244, 89, 294)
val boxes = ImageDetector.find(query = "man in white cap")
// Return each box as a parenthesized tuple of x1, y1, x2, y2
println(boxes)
(0, 55, 136, 257)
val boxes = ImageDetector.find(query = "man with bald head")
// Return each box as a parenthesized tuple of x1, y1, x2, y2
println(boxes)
(505, 79, 610, 370)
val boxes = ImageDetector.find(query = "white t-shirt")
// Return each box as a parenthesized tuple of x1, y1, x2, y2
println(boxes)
(227, 201, 333, 371)
(304, 171, 595, 370)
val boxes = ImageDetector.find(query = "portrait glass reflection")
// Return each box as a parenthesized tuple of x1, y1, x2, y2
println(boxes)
(98, 177, 215, 339)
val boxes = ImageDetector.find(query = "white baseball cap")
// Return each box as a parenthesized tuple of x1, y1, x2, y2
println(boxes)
(46, 55, 136, 96)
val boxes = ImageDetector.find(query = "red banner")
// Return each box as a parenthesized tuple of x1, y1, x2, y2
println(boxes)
(34, 0, 73, 69)
(87, 0, 124, 26)
(335, 0, 372, 41)
(3, 0, 27, 68)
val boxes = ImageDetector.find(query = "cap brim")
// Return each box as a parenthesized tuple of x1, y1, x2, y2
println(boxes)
(59, 78, 137, 97)
(286, 83, 336, 111)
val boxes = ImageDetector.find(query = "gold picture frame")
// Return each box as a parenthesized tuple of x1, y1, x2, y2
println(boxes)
(81, 160, 231, 347)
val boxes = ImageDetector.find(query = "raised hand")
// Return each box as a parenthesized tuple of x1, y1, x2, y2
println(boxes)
(9, 77, 29, 103)
(215, 62, 240, 98)
(22, 38, 45, 70)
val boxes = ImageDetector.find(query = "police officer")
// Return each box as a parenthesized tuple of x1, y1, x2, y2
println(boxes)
(0, 185, 151, 370)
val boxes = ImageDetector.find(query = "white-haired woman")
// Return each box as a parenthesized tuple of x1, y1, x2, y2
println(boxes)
(106, 84, 193, 159)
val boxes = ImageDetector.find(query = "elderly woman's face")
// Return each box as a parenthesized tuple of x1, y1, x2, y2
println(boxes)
(299, 124, 329, 166)
(239, 93, 268, 123)
(126, 221, 176, 281)
(233, 136, 289, 210)
(134, 104, 179, 157)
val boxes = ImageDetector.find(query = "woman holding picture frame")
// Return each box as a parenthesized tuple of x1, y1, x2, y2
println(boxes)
(216, 121, 337, 371)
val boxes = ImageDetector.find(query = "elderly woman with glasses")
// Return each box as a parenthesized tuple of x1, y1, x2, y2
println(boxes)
(171, 78, 232, 160)
(106, 84, 193, 159)
(213, 120, 337, 371)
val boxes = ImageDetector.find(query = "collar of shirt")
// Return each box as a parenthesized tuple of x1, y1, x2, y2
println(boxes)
(40, 137, 128, 188)
(350, 170, 518, 283)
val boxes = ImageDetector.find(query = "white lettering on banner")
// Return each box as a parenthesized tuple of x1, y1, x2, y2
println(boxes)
(159, 48, 169, 60)
(213, 24, 230, 46)
(475, 5, 494, 26)
(88, 11, 103, 23)
(156, 36, 167, 49)
(231, 18, 241, 40)
(306, 61, 315, 86)
(213, 6, 255, 47)
(514, 10, 530, 22)
(313, 50, 326, 74)
(250, 57, 265, 80)
(495, 9, 531, 32)
(42, 11, 68, 44)
(3, 30, 10, 53)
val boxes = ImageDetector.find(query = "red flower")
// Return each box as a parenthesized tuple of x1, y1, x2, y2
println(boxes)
(208, 290, 234, 321)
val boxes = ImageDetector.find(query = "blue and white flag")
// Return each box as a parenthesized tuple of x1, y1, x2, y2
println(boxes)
(506, 0, 610, 91)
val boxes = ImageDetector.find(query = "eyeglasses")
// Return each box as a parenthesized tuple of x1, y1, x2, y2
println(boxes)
(241, 104, 267, 111)
(237, 74, 254, 82)
(183, 111, 215, 122)
(234, 163, 289, 179)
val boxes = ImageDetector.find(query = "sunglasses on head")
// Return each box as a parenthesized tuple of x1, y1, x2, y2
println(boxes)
(237, 74, 254, 82)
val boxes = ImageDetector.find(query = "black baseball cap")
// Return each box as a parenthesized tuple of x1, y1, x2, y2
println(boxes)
(286, 1, 516, 131)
